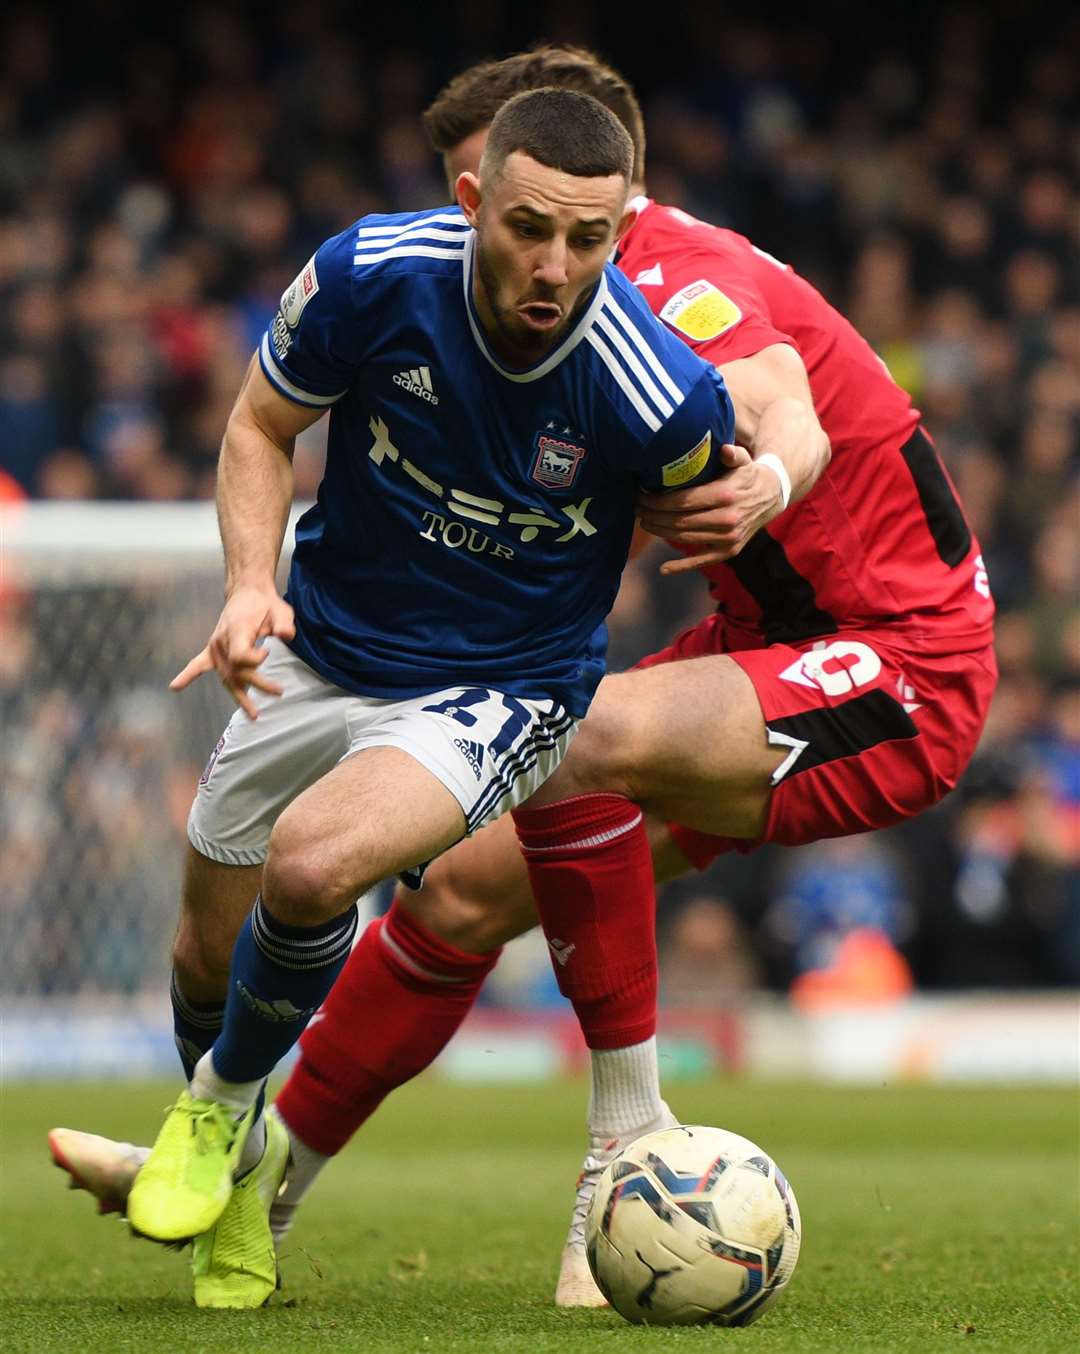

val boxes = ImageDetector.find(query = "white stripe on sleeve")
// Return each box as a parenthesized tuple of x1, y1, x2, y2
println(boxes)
(584, 330, 662, 433)
(603, 296, 686, 405)
(356, 213, 466, 239)
(595, 311, 677, 420)
(260, 334, 345, 407)
(353, 243, 466, 266)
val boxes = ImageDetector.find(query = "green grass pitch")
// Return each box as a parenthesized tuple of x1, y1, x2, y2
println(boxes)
(1, 1077, 1076, 1353)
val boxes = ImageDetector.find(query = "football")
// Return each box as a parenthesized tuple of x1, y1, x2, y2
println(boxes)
(584, 1124, 801, 1326)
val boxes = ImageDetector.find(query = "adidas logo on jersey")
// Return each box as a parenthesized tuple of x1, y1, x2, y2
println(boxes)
(393, 365, 439, 404)
(453, 738, 485, 780)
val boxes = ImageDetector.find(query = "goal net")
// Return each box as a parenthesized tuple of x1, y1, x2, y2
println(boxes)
(1, 502, 306, 1008)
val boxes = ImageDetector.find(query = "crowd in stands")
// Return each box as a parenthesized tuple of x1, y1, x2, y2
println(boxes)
(2, 2, 1077, 998)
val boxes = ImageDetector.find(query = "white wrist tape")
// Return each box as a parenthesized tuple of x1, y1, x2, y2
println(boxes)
(756, 453, 792, 510)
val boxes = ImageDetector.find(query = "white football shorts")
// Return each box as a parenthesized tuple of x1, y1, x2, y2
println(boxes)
(187, 638, 578, 867)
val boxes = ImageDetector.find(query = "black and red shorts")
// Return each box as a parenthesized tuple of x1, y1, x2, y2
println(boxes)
(634, 614, 997, 864)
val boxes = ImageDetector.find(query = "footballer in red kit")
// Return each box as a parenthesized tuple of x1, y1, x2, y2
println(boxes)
(616, 198, 996, 859)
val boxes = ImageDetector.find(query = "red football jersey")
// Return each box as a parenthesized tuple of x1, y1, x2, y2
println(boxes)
(617, 200, 995, 654)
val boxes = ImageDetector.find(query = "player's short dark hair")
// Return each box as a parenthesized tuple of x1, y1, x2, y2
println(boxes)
(480, 87, 633, 186)
(422, 45, 646, 184)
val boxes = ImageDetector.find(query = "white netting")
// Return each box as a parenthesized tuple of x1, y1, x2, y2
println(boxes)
(0, 503, 305, 998)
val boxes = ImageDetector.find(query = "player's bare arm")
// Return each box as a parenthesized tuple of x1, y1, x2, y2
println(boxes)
(170, 358, 321, 719)
(637, 342, 830, 573)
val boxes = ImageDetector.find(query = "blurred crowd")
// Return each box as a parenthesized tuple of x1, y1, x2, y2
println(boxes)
(1, 2, 1077, 998)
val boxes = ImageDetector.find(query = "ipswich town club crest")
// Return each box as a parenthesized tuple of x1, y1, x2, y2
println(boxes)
(531, 424, 588, 489)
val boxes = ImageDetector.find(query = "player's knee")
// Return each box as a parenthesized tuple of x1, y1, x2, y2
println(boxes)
(263, 817, 365, 924)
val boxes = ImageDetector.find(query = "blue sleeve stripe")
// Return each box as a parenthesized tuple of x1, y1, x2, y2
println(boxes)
(259, 335, 344, 408)
(353, 242, 466, 267)
(584, 329, 662, 433)
(595, 310, 680, 420)
(602, 295, 688, 405)
(357, 212, 466, 239)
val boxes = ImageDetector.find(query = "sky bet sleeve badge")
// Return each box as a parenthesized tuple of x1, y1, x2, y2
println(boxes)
(660, 280, 742, 342)
(662, 431, 712, 487)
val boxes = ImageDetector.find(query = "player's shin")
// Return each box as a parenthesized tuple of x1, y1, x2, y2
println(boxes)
(513, 793, 670, 1305)
(128, 895, 360, 1242)
(195, 894, 360, 1104)
(170, 970, 225, 1081)
(512, 793, 659, 1059)
(271, 899, 499, 1235)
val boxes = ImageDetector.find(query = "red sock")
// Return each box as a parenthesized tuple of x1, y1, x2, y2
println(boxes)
(274, 899, 499, 1156)
(511, 793, 657, 1050)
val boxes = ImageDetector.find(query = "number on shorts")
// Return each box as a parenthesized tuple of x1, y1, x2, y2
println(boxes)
(800, 640, 882, 696)
(420, 688, 491, 728)
(421, 688, 531, 760)
(489, 695, 530, 759)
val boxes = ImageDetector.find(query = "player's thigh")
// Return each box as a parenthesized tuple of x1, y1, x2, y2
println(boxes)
(265, 745, 468, 918)
(669, 634, 997, 866)
(268, 686, 576, 925)
(187, 637, 353, 868)
(545, 654, 785, 839)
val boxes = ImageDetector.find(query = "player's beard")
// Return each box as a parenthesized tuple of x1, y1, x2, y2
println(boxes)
(473, 239, 593, 365)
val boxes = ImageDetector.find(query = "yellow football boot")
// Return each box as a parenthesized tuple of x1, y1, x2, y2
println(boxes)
(127, 1090, 254, 1242)
(192, 1111, 290, 1308)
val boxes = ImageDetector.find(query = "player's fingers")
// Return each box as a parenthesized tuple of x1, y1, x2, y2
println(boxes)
(641, 513, 740, 540)
(637, 519, 685, 540)
(721, 442, 753, 467)
(666, 529, 740, 546)
(270, 601, 296, 641)
(223, 675, 261, 721)
(218, 653, 282, 692)
(659, 548, 733, 575)
(639, 506, 737, 532)
(169, 648, 215, 690)
(242, 669, 284, 698)
(639, 482, 734, 513)
(225, 641, 273, 671)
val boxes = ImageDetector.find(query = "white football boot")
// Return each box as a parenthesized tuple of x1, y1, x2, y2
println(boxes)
(48, 1128, 149, 1215)
(554, 1100, 680, 1307)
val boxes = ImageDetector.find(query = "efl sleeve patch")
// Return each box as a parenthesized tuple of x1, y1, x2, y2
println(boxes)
(281, 256, 320, 329)
(662, 431, 711, 487)
(660, 280, 742, 342)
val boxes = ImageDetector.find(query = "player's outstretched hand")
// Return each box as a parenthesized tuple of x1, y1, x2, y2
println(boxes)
(637, 443, 788, 575)
(170, 585, 296, 720)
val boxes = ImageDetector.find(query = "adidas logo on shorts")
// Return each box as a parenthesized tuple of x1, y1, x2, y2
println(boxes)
(393, 364, 439, 404)
(454, 738, 484, 780)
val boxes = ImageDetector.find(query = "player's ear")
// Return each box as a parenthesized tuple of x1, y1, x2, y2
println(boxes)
(613, 205, 636, 247)
(456, 173, 482, 226)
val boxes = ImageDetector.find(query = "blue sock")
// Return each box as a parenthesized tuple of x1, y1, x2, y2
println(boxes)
(211, 894, 359, 1085)
(170, 970, 225, 1080)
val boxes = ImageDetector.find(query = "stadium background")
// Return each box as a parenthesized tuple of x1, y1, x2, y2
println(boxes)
(1, 0, 1077, 1081)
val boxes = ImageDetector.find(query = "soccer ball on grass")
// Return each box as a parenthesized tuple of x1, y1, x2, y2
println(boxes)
(584, 1124, 801, 1326)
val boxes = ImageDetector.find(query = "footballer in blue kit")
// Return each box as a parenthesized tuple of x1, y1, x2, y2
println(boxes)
(115, 87, 735, 1295)
(261, 207, 733, 717)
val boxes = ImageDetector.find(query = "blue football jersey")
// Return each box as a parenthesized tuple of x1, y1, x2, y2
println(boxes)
(259, 206, 735, 716)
